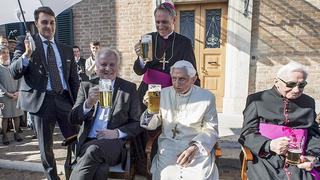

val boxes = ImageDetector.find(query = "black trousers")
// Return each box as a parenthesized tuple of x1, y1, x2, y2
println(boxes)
(32, 92, 77, 180)
(70, 138, 124, 180)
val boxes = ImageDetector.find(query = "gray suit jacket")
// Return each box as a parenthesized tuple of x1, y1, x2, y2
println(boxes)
(69, 77, 143, 156)
(9, 34, 80, 113)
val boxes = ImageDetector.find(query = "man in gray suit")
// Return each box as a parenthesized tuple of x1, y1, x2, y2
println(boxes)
(69, 47, 142, 180)
(9, 7, 79, 180)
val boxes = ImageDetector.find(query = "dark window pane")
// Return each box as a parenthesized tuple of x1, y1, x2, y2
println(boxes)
(205, 9, 221, 48)
(180, 11, 195, 48)
(56, 9, 74, 46)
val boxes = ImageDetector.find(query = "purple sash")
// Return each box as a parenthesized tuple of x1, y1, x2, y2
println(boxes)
(143, 69, 172, 88)
(259, 123, 320, 179)
(259, 123, 307, 152)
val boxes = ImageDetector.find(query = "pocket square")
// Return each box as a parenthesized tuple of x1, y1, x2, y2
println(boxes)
(66, 59, 71, 63)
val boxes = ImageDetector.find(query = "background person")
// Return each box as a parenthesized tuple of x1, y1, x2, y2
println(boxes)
(73, 45, 89, 81)
(85, 41, 100, 79)
(0, 45, 23, 145)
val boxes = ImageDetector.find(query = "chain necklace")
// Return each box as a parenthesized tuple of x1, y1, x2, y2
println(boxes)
(171, 86, 193, 139)
(154, 32, 176, 70)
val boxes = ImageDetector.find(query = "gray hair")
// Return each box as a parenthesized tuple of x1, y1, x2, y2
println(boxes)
(95, 47, 121, 66)
(277, 61, 308, 80)
(170, 60, 196, 77)
(154, 2, 176, 17)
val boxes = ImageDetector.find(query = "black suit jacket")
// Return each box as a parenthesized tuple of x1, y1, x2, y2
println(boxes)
(9, 34, 80, 113)
(69, 77, 143, 156)
(76, 57, 89, 81)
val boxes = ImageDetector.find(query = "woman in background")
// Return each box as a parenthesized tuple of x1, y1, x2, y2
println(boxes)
(0, 45, 23, 145)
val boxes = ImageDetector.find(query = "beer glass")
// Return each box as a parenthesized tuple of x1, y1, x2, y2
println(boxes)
(147, 84, 161, 114)
(140, 34, 153, 62)
(99, 79, 113, 108)
(286, 141, 303, 165)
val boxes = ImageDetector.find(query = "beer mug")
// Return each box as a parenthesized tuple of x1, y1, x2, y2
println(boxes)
(140, 34, 153, 62)
(147, 84, 161, 114)
(286, 140, 303, 165)
(99, 79, 113, 108)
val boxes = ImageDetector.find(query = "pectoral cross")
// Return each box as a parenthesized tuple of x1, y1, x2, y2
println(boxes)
(172, 124, 180, 139)
(159, 52, 169, 70)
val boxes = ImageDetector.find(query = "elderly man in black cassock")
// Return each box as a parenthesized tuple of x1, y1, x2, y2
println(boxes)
(239, 62, 320, 180)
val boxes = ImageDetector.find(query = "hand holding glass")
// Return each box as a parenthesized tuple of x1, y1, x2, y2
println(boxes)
(140, 34, 153, 62)
(286, 140, 303, 165)
(99, 79, 112, 108)
(147, 84, 161, 114)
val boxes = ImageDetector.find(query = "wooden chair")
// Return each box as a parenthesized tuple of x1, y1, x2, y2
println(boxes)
(62, 135, 135, 180)
(240, 145, 253, 180)
(145, 131, 222, 177)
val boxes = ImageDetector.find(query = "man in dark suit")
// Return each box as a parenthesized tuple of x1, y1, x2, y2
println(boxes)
(73, 45, 89, 81)
(9, 7, 79, 180)
(69, 47, 142, 180)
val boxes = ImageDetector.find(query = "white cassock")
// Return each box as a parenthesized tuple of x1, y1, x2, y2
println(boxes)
(141, 85, 219, 180)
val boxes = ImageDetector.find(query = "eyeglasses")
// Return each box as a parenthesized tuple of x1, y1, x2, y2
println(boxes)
(278, 78, 307, 89)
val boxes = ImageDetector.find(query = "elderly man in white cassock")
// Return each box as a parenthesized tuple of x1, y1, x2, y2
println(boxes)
(140, 60, 219, 180)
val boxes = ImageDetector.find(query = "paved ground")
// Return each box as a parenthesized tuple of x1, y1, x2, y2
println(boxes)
(0, 113, 243, 180)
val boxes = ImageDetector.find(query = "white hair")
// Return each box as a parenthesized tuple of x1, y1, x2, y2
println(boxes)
(170, 60, 196, 77)
(277, 61, 308, 80)
(95, 47, 121, 66)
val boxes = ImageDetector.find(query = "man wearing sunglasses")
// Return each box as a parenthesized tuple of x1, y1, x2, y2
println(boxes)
(239, 62, 320, 180)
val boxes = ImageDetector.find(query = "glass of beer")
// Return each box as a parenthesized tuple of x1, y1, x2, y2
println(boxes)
(286, 141, 302, 165)
(140, 34, 153, 62)
(99, 79, 113, 108)
(147, 84, 161, 114)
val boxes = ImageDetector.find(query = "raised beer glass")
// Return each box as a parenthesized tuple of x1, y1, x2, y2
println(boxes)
(140, 34, 153, 62)
(286, 141, 302, 165)
(148, 84, 161, 114)
(99, 79, 113, 108)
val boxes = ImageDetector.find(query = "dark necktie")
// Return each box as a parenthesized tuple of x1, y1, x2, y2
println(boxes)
(44, 40, 63, 93)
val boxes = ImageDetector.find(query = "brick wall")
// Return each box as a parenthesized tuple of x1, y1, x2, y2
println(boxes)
(249, 0, 320, 99)
(72, 0, 154, 83)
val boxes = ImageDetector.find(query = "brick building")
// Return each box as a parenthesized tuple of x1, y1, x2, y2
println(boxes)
(1, 0, 319, 116)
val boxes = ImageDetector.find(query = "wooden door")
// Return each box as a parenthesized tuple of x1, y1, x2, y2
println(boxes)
(176, 3, 227, 112)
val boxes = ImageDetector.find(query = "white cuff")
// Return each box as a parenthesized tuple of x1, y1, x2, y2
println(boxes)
(117, 129, 127, 138)
(83, 100, 93, 115)
(191, 141, 208, 156)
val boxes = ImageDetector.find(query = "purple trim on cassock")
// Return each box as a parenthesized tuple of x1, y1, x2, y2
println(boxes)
(259, 123, 320, 179)
(311, 170, 320, 180)
(143, 69, 172, 88)
(259, 123, 307, 152)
